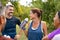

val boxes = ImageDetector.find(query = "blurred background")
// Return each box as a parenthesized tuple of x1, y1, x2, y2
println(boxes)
(0, 0, 60, 40)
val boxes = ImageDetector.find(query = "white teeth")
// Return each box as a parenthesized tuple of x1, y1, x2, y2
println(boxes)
(10, 13, 13, 15)
(9, 13, 13, 16)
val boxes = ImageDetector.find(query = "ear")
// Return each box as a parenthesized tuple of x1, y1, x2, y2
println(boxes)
(35, 13, 37, 16)
(35, 13, 37, 15)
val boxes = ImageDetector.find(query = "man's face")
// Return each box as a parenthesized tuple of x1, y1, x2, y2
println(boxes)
(6, 6, 14, 17)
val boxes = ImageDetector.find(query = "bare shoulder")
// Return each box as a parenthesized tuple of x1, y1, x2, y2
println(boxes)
(41, 21, 47, 36)
(41, 21, 47, 29)
(41, 21, 46, 24)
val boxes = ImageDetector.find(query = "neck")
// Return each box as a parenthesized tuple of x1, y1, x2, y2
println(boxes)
(33, 18, 40, 24)
(6, 16, 12, 19)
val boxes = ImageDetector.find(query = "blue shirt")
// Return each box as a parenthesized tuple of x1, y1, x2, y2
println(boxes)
(28, 22, 43, 40)
(2, 16, 21, 39)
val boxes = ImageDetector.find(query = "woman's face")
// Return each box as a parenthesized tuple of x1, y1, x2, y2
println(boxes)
(53, 12, 60, 27)
(30, 11, 37, 20)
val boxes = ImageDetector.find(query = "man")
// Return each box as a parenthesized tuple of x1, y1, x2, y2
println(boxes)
(2, 3, 21, 40)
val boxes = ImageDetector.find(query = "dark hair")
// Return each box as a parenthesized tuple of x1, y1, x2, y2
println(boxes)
(31, 8, 42, 18)
(58, 11, 60, 19)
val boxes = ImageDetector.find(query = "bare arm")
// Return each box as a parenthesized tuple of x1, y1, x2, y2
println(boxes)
(0, 16, 6, 36)
(23, 30, 28, 37)
(14, 27, 23, 40)
(0, 16, 6, 32)
(42, 35, 48, 40)
(41, 21, 48, 36)
(22, 22, 30, 37)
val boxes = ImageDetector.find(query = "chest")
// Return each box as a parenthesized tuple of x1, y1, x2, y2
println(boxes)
(28, 23, 43, 36)
(5, 19, 17, 29)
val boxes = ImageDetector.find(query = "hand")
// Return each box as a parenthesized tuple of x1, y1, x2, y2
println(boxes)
(42, 35, 48, 40)
(14, 35, 20, 40)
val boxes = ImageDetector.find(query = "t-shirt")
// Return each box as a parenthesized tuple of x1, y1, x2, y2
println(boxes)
(52, 34, 60, 40)
(48, 28, 60, 40)
(2, 16, 21, 39)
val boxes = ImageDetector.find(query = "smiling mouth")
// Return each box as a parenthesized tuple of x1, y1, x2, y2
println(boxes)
(8, 13, 13, 16)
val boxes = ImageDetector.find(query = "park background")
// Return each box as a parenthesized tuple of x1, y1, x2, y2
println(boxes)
(0, 0, 60, 40)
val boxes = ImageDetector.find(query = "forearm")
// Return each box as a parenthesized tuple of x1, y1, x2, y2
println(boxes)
(0, 24, 4, 32)
(44, 30, 48, 36)
(0, 25, 2, 32)
(20, 25, 28, 37)
(18, 29, 22, 35)
(14, 29, 22, 40)
(42, 21, 48, 36)
(0, 25, 2, 36)
(23, 30, 28, 37)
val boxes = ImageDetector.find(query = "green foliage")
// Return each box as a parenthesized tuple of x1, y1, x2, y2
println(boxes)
(1, 0, 60, 33)
(1, 0, 60, 40)
(0, 0, 8, 6)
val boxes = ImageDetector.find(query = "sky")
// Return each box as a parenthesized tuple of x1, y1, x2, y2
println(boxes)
(9, 0, 47, 6)
(19, 0, 32, 7)
(19, 0, 47, 7)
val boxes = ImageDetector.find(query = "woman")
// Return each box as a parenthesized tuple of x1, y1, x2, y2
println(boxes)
(42, 11, 60, 40)
(22, 8, 47, 40)
(0, 2, 6, 34)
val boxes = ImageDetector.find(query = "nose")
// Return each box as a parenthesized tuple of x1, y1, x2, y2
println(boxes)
(9, 11, 14, 13)
(11, 10, 14, 12)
